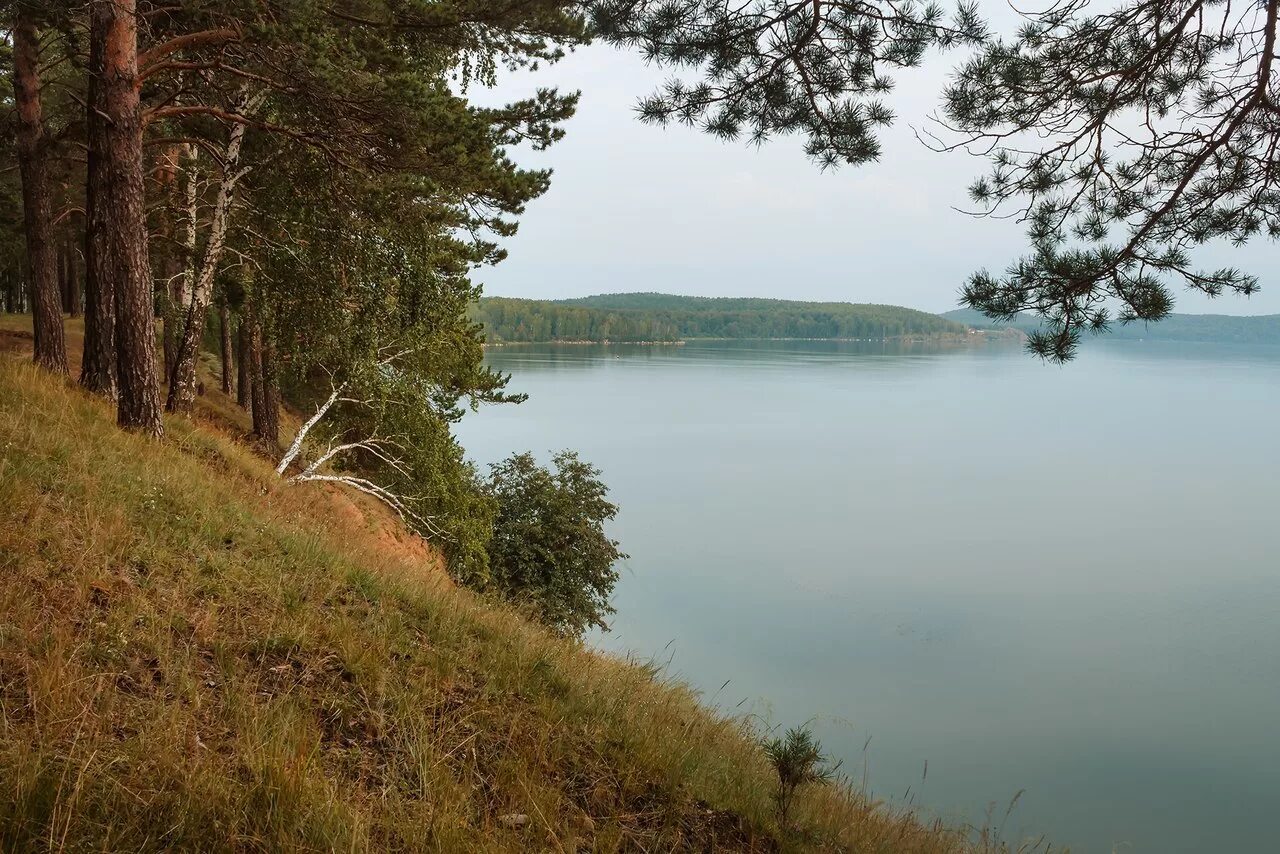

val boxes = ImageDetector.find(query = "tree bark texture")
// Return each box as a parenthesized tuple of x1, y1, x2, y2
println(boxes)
(236, 312, 251, 409)
(259, 332, 280, 451)
(219, 301, 234, 395)
(92, 0, 162, 436)
(80, 21, 118, 399)
(66, 243, 82, 318)
(12, 12, 68, 375)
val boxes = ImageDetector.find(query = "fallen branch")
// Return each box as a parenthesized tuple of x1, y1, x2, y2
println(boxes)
(275, 380, 347, 475)
(286, 472, 450, 541)
(274, 351, 452, 542)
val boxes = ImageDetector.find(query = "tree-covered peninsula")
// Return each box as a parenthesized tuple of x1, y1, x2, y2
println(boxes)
(472, 293, 968, 343)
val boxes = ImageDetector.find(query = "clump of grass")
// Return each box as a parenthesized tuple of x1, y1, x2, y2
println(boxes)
(0, 316, 1044, 852)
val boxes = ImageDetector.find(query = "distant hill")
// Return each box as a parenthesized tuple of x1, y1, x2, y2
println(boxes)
(943, 308, 1280, 344)
(472, 293, 967, 343)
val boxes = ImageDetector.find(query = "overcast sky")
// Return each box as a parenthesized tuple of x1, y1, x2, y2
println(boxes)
(482, 19, 1279, 317)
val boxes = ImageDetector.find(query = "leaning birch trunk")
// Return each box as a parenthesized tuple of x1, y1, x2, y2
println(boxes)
(273, 347, 447, 539)
(275, 347, 408, 475)
(167, 105, 256, 414)
(280, 421, 449, 540)
(276, 381, 347, 475)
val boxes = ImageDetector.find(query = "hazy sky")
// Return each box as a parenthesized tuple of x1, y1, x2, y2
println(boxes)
(482, 19, 1279, 317)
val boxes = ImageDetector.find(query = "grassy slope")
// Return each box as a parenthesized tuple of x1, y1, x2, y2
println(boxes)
(0, 316, 997, 853)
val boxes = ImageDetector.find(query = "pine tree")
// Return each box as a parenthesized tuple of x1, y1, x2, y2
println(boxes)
(587, 0, 986, 166)
(90, 0, 161, 436)
(589, 1, 1280, 357)
(10, 4, 68, 374)
(938, 0, 1279, 360)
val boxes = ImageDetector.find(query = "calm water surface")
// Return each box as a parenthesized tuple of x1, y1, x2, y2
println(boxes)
(458, 339, 1280, 853)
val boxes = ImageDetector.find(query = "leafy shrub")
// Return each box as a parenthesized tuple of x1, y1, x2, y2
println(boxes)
(485, 451, 627, 637)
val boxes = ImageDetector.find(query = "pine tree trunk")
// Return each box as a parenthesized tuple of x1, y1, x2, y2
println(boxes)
(249, 316, 265, 432)
(12, 12, 68, 375)
(247, 314, 279, 450)
(58, 242, 71, 312)
(259, 331, 280, 451)
(67, 243, 82, 318)
(80, 23, 117, 399)
(219, 301, 234, 395)
(236, 312, 252, 409)
(92, 0, 161, 437)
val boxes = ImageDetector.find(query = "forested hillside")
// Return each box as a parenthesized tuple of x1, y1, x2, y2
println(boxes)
(473, 293, 967, 343)
(944, 309, 1280, 345)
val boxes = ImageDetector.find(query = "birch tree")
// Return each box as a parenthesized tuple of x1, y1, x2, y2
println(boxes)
(165, 89, 263, 413)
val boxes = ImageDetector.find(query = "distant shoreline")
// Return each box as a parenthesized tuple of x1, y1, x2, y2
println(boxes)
(472, 293, 1280, 347)
(471, 292, 971, 345)
(482, 330, 1022, 348)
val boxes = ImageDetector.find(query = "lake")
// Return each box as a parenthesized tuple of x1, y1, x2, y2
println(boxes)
(457, 338, 1280, 853)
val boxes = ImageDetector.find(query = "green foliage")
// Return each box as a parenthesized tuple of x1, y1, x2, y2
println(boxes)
(941, 0, 1275, 360)
(144, 1, 591, 576)
(472, 293, 967, 342)
(587, 0, 987, 167)
(763, 725, 836, 829)
(224, 0, 585, 393)
(338, 392, 498, 584)
(484, 451, 627, 638)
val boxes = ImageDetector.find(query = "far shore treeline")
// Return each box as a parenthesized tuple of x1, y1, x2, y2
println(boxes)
(471, 293, 1280, 346)
(943, 309, 1280, 346)
(471, 293, 968, 343)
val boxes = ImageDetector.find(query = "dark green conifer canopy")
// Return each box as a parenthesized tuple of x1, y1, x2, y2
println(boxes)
(587, 0, 986, 166)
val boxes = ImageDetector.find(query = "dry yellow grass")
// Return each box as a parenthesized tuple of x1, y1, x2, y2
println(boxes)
(0, 314, 1043, 852)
